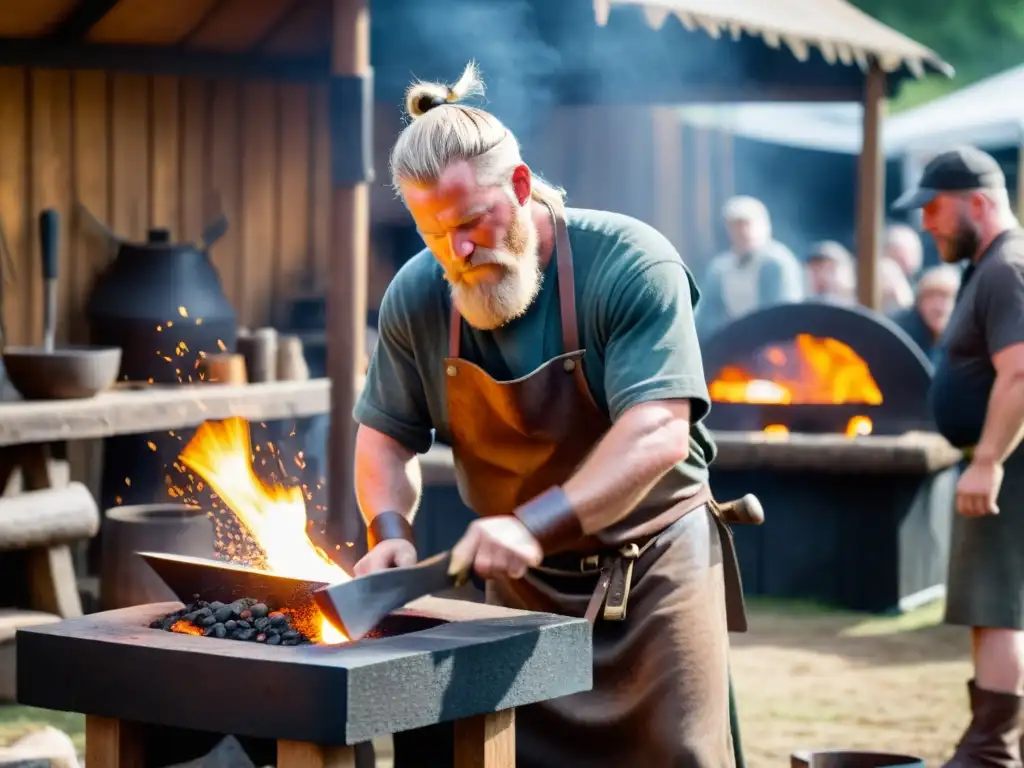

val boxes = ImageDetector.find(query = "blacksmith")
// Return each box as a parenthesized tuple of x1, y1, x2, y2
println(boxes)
(351, 63, 746, 767)
(894, 146, 1024, 766)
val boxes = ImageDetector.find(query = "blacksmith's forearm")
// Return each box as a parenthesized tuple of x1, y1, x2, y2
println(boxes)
(975, 372, 1024, 465)
(562, 404, 690, 534)
(354, 426, 423, 524)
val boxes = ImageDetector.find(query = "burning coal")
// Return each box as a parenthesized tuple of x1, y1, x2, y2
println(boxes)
(152, 599, 315, 645)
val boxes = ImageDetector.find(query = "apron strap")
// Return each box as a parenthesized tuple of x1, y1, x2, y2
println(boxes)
(448, 301, 461, 358)
(552, 210, 580, 353)
(447, 204, 579, 359)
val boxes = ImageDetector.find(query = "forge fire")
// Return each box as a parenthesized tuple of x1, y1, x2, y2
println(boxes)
(150, 416, 351, 645)
(709, 333, 881, 437)
(152, 598, 315, 645)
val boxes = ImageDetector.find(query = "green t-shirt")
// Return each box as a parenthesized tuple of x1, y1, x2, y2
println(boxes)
(354, 207, 717, 487)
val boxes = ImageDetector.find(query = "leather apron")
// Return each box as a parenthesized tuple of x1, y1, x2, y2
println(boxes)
(442, 207, 740, 768)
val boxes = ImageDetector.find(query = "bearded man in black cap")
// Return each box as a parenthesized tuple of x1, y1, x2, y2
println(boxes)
(894, 146, 1024, 766)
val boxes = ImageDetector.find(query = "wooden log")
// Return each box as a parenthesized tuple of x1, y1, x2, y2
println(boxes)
(0, 482, 99, 550)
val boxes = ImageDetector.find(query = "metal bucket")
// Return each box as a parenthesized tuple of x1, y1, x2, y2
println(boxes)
(791, 750, 925, 768)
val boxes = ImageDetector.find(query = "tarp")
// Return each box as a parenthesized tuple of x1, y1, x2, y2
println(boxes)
(676, 63, 1024, 157)
(674, 102, 867, 154)
(886, 64, 1024, 154)
(594, 0, 952, 80)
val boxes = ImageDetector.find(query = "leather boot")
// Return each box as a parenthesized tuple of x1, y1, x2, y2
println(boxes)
(943, 680, 1024, 767)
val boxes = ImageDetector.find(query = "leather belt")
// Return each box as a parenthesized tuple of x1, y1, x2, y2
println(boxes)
(536, 503, 709, 624)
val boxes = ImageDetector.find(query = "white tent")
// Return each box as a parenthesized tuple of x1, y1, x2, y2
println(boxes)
(886, 64, 1024, 154)
(675, 102, 869, 155)
(674, 63, 1024, 158)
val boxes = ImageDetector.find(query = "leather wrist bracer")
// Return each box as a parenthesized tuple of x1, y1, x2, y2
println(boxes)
(367, 511, 415, 550)
(514, 486, 583, 554)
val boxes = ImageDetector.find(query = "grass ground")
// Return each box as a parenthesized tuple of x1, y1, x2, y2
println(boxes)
(1, 598, 973, 767)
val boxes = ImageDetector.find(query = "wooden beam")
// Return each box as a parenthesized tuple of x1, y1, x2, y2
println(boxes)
(0, 379, 332, 447)
(0, 38, 329, 81)
(856, 61, 886, 310)
(50, 0, 121, 42)
(327, 0, 370, 561)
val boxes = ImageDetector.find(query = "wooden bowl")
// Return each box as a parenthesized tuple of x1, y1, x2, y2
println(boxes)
(1, 345, 123, 400)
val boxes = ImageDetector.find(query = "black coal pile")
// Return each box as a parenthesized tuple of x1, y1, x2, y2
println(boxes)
(151, 598, 314, 646)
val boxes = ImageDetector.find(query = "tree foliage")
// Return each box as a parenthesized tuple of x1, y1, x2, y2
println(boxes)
(851, 0, 1024, 110)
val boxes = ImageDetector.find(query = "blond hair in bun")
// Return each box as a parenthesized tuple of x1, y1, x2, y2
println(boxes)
(404, 61, 485, 119)
(390, 62, 565, 211)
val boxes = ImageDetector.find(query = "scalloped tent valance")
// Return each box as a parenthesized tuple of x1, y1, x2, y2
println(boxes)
(593, 0, 953, 80)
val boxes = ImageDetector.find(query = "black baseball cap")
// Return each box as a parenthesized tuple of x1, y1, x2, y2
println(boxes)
(891, 146, 1006, 211)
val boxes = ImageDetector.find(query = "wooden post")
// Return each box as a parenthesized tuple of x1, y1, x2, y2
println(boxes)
(278, 740, 357, 768)
(856, 61, 887, 310)
(328, 0, 371, 562)
(84, 716, 144, 768)
(453, 709, 516, 768)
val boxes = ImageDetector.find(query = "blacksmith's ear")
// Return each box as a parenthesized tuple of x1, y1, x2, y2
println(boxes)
(511, 165, 531, 207)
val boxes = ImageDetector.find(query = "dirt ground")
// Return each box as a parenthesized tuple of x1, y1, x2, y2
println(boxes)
(731, 598, 972, 767)
(1, 598, 973, 767)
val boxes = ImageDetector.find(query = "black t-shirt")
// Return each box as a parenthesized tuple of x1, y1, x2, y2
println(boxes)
(929, 229, 1024, 448)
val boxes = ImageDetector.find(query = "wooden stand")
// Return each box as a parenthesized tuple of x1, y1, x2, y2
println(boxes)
(85, 712, 517, 768)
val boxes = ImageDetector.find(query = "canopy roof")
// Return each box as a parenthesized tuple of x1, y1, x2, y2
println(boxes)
(595, 0, 952, 81)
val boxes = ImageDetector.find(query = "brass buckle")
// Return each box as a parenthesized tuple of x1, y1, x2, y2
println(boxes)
(580, 554, 601, 573)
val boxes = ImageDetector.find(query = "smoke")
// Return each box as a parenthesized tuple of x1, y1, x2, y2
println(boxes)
(372, 0, 562, 137)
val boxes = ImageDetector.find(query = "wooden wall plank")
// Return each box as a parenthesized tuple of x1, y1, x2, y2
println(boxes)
(0, 69, 29, 348)
(205, 80, 242, 319)
(0, 69, 325, 355)
(239, 82, 279, 328)
(149, 76, 180, 234)
(178, 78, 209, 243)
(309, 85, 331, 289)
(71, 70, 111, 344)
(110, 74, 150, 241)
(29, 68, 73, 345)
(276, 84, 310, 324)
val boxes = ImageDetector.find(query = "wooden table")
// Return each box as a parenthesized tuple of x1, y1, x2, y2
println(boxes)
(0, 380, 331, 619)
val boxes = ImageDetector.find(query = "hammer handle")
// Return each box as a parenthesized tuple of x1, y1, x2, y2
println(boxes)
(717, 494, 765, 526)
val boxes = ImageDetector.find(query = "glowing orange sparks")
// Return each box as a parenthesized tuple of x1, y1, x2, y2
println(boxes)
(179, 417, 349, 644)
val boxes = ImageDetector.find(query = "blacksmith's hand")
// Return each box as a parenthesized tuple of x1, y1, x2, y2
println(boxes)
(956, 458, 1004, 517)
(353, 539, 417, 577)
(449, 516, 543, 581)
